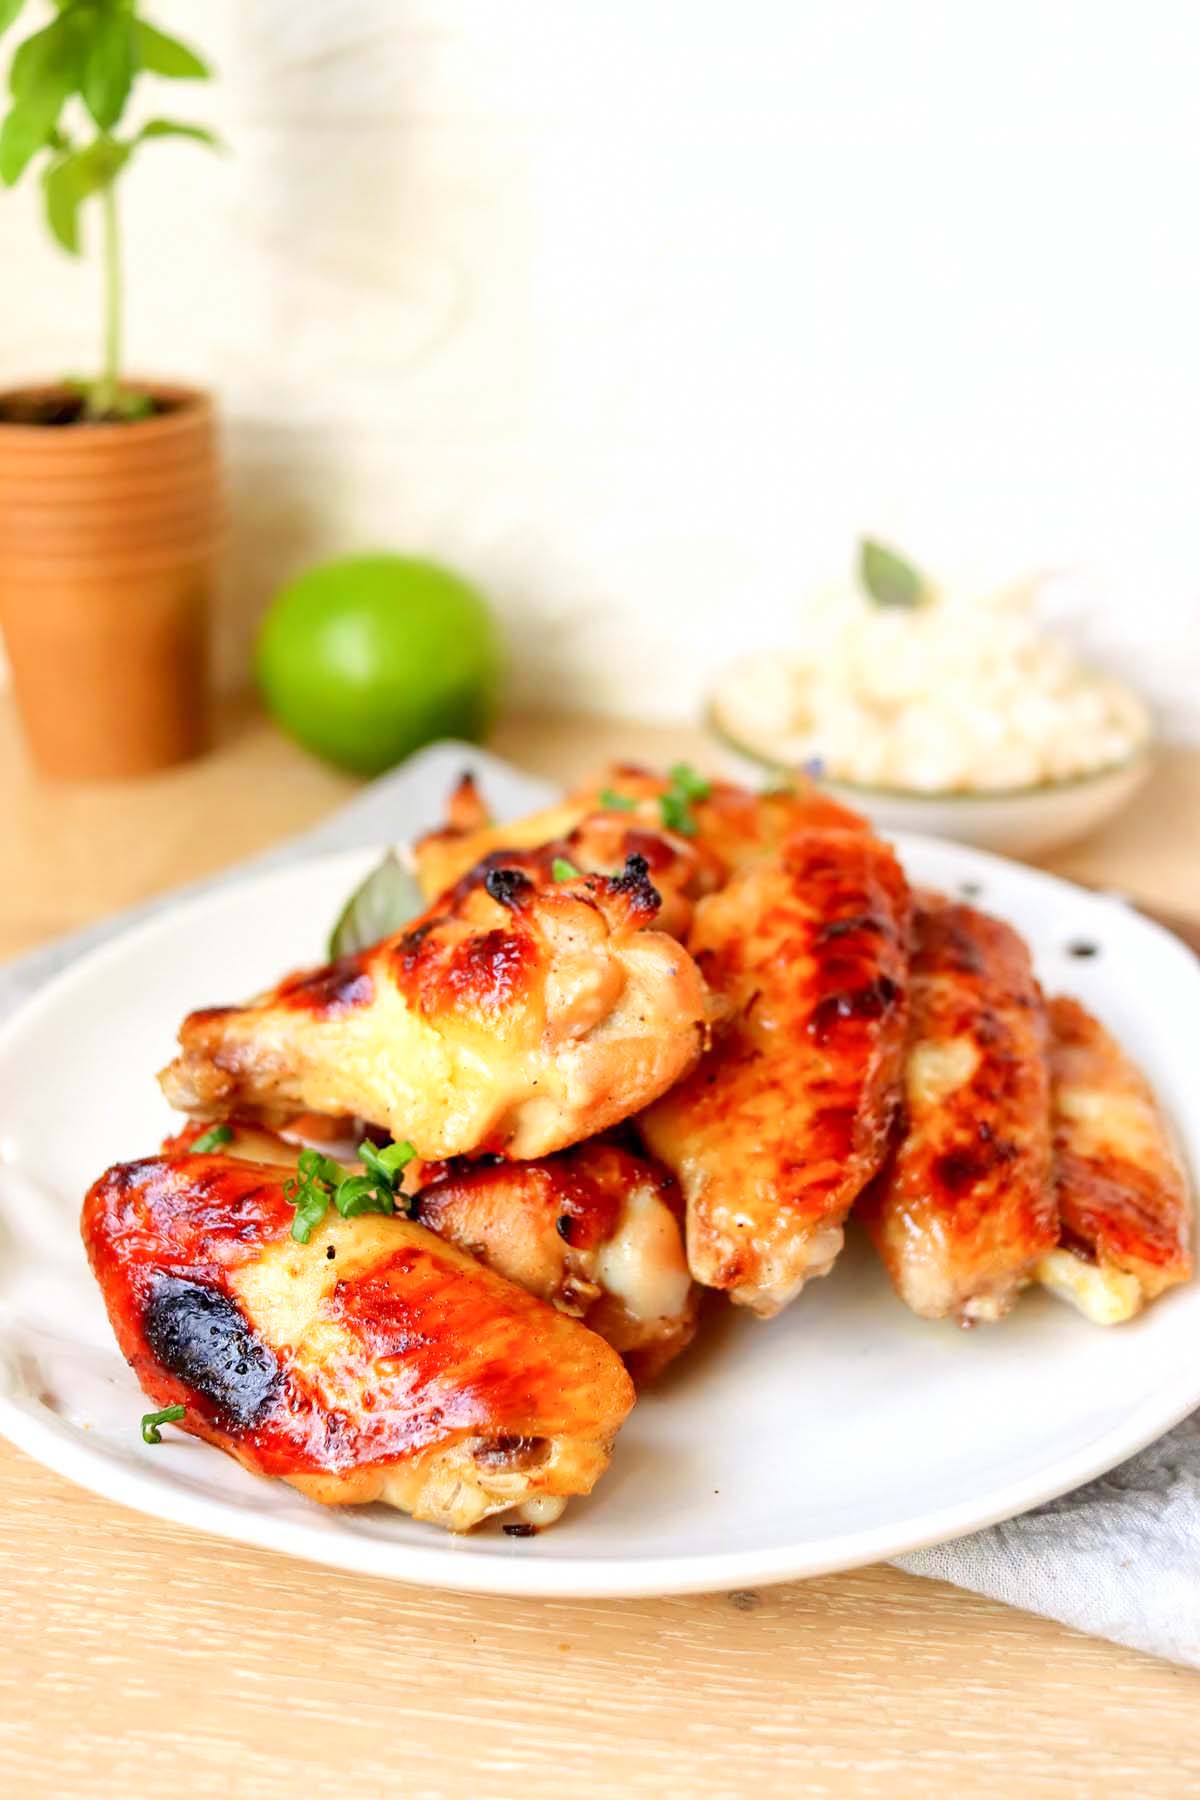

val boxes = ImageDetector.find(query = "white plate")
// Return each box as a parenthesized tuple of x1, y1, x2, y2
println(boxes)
(0, 835, 1197, 1598)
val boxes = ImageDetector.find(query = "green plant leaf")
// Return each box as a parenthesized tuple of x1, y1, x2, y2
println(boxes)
(136, 117, 221, 150)
(136, 19, 209, 80)
(110, 387, 155, 420)
(38, 134, 129, 238)
(0, 98, 43, 183)
(859, 537, 928, 610)
(82, 9, 136, 130)
(41, 152, 80, 250)
(10, 14, 78, 101)
(2, 15, 82, 184)
(0, 1, 29, 39)
(328, 851, 423, 959)
(136, 116, 222, 152)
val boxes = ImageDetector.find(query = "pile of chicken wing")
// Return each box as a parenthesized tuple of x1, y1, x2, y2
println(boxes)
(82, 763, 1193, 1535)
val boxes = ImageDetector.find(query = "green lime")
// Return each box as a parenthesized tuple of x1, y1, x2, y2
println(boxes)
(256, 553, 502, 776)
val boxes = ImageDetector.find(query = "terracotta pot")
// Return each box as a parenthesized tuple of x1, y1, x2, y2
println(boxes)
(0, 382, 222, 778)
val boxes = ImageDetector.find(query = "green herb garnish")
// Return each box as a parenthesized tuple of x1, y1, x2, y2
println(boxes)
(859, 537, 927, 609)
(667, 762, 712, 801)
(284, 1140, 418, 1241)
(282, 1148, 343, 1244)
(657, 763, 711, 838)
(358, 1137, 416, 1190)
(141, 1404, 185, 1445)
(352, 1138, 418, 1219)
(551, 857, 581, 881)
(190, 1123, 233, 1154)
(598, 787, 637, 812)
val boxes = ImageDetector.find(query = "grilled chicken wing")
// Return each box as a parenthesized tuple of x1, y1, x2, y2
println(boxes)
(161, 855, 712, 1161)
(1037, 996, 1193, 1323)
(640, 828, 912, 1315)
(84, 1153, 635, 1532)
(413, 766, 864, 909)
(415, 1142, 698, 1382)
(413, 770, 591, 904)
(859, 894, 1056, 1324)
(166, 1120, 698, 1381)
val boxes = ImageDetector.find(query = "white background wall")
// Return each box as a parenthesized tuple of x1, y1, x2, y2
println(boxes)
(1, 0, 1198, 733)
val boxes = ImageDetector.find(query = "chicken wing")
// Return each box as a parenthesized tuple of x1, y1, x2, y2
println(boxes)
(415, 1141, 698, 1382)
(859, 894, 1056, 1323)
(1037, 995, 1193, 1323)
(166, 1120, 698, 1381)
(161, 855, 713, 1161)
(413, 769, 591, 904)
(83, 1152, 635, 1532)
(413, 765, 864, 907)
(640, 828, 912, 1315)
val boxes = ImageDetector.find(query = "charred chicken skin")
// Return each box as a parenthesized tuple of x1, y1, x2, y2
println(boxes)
(640, 828, 912, 1315)
(84, 1153, 635, 1532)
(160, 855, 713, 1161)
(859, 894, 1057, 1324)
(1037, 995, 1193, 1323)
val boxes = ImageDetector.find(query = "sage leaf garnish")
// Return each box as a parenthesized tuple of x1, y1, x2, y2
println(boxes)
(328, 850, 423, 959)
(859, 538, 927, 610)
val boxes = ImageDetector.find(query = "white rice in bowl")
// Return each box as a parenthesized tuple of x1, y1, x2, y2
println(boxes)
(711, 580, 1150, 794)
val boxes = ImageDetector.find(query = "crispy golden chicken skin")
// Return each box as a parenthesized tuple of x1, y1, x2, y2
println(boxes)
(574, 766, 868, 878)
(640, 828, 912, 1315)
(859, 894, 1056, 1324)
(415, 1142, 698, 1383)
(413, 770, 592, 905)
(166, 1121, 698, 1382)
(83, 1153, 635, 1532)
(160, 855, 712, 1161)
(1037, 996, 1193, 1323)
(413, 765, 865, 912)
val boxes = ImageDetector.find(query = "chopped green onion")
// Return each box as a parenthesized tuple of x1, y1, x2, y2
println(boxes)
(667, 762, 712, 802)
(657, 763, 711, 837)
(333, 1174, 395, 1220)
(141, 1404, 185, 1445)
(285, 1140, 420, 1241)
(658, 790, 698, 837)
(359, 1138, 416, 1187)
(598, 787, 637, 812)
(283, 1148, 343, 1244)
(190, 1123, 233, 1154)
(357, 1138, 418, 1218)
(551, 857, 581, 881)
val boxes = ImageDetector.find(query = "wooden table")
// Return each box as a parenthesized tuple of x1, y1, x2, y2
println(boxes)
(2, 692, 1198, 1798)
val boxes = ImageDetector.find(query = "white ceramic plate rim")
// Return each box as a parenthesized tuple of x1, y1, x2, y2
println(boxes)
(0, 834, 1197, 1599)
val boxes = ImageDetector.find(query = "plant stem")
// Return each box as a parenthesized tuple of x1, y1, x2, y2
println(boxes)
(90, 172, 122, 419)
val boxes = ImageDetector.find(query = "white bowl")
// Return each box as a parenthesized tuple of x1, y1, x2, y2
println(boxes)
(708, 720, 1152, 858)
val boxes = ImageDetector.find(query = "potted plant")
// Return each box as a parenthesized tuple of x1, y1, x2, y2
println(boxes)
(0, 0, 221, 778)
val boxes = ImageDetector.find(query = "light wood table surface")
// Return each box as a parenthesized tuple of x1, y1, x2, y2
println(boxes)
(1, 692, 1198, 1799)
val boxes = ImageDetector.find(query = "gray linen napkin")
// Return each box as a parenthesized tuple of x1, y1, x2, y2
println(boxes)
(3, 740, 1196, 1668)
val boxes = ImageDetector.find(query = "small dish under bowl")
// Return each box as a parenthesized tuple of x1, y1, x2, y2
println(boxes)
(709, 718, 1152, 859)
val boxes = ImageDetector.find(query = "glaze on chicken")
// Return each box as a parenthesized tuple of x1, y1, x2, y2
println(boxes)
(859, 894, 1057, 1324)
(1037, 995, 1193, 1323)
(414, 765, 866, 910)
(160, 855, 712, 1161)
(84, 1153, 635, 1532)
(415, 1141, 698, 1382)
(641, 828, 912, 1315)
(167, 1120, 698, 1382)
